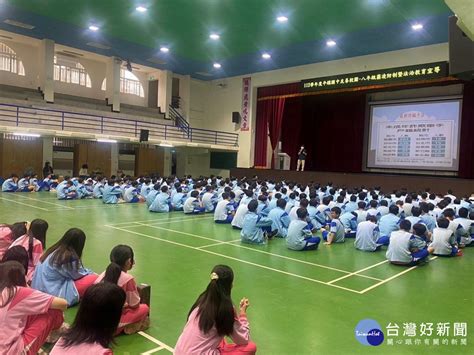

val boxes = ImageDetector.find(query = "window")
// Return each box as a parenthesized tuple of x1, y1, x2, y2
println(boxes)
(53, 56, 92, 88)
(101, 69, 145, 98)
(0, 42, 25, 76)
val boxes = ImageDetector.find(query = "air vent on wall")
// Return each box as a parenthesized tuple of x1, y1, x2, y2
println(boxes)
(195, 71, 213, 77)
(146, 57, 167, 65)
(3, 19, 35, 30)
(55, 51, 82, 59)
(86, 42, 111, 50)
(61, 50, 84, 57)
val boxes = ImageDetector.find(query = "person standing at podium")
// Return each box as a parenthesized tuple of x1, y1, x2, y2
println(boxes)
(296, 145, 307, 171)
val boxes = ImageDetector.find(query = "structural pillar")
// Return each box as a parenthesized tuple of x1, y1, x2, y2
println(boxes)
(39, 39, 55, 103)
(158, 70, 173, 117)
(106, 57, 121, 112)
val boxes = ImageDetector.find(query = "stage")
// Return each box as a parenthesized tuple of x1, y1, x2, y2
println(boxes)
(230, 168, 474, 197)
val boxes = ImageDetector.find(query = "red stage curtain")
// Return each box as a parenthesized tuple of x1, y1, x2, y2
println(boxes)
(254, 100, 268, 167)
(458, 82, 474, 179)
(281, 97, 303, 170)
(254, 83, 300, 167)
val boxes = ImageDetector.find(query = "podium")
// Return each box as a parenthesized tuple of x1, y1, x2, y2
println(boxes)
(276, 153, 291, 170)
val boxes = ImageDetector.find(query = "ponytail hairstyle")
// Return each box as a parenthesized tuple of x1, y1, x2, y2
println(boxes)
(27, 219, 49, 262)
(189, 265, 235, 336)
(103, 245, 134, 285)
(0, 261, 27, 308)
(40, 228, 86, 270)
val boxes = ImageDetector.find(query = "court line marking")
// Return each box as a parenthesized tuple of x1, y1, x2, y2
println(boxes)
(141, 346, 165, 354)
(327, 260, 388, 284)
(358, 256, 439, 294)
(119, 216, 215, 228)
(196, 239, 242, 249)
(0, 197, 50, 211)
(10, 194, 76, 209)
(136, 223, 382, 281)
(138, 331, 174, 353)
(108, 214, 212, 226)
(107, 225, 362, 294)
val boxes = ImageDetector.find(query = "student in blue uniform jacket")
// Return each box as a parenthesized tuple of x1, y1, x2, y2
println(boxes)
(102, 179, 123, 204)
(171, 187, 187, 211)
(241, 200, 273, 244)
(267, 198, 291, 238)
(378, 205, 402, 245)
(286, 208, 321, 251)
(1, 174, 19, 192)
(146, 184, 161, 207)
(92, 178, 105, 198)
(17, 174, 34, 192)
(150, 185, 171, 212)
(124, 181, 143, 203)
(57, 180, 78, 200)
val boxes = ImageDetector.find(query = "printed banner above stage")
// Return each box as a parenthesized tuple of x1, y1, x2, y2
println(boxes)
(241, 77, 251, 131)
(301, 62, 448, 92)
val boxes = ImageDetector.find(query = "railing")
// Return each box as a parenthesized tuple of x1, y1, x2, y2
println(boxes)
(168, 105, 190, 137)
(0, 103, 238, 147)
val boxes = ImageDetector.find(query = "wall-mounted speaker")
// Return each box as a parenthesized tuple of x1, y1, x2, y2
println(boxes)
(232, 111, 241, 123)
(140, 129, 149, 142)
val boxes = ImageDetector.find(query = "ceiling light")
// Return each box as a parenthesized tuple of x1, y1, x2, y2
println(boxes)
(160, 46, 169, 53)
(97, 138, 117, 143)
(326, 39, 336, 47)
(276, 16, 288, 23)
(159, 143, 173, 147)
(13, 132, 40, 137)
(262, 53, 271, 59)
(209, 33, 220, 40)
(213, 63, 222, 69)
(136, 6, 147, 12)
(412, 23, 423, 30)
(88, 25, 99, 32)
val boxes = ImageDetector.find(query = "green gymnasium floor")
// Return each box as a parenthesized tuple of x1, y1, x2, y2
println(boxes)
(1, 192, 472, 355)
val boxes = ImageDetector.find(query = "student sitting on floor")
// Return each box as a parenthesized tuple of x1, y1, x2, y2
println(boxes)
(9, 219, 48, 283)
(94, 245, 149, 334)
(183, 190, 206, 214)
(420, 202, 437, 232)
(146, 183, 161, 207)
(202, 185, 218, 213)
(231, 202, 248, 230)
(339, 210, 358, 238)
(307, 198, 324, 230)
(405, 207, 422, 231)
(355, 201, 368, 225)
(241, 200, 273, 244)
(0, 221, 27, 259)
(322, 207, 345, 245)
(430, 217, 463, 257)
(50, 282, 125, 355)
(57, 180, 77, 200)
(124, 181, 144, 203)
(287, 208, 321, 251)
(32, 228, 98, 307)
(378, 205, 402, 246)
(102, 179, 123, 204)
(214, 192, 235, 224)
(386, 220, 431, 266)
(0, 261, 67, 355)
(174, 265, 257, 355)
(171, 187, 187, 211)
(268, 198, 291, 238)
(452, 207, 472, 247)
(354, 215, 382, 252)
(92, 177, 106, 199)
(1, 173, 19, 192)
(17, 174, 34, 192)
(149, 185, 171, 212)
(256, 195, 270, 217)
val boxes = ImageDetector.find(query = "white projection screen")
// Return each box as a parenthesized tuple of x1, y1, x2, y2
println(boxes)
(367, 99, 462, 172)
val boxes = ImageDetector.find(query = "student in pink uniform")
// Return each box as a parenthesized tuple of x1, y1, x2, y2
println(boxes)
(9, 219, 48, 283)
(2, 245, 29, 275)
(0, 221, 27, 259)
(51, 282, 126, 355)
(175, 265, 257, 355)
(0, 261, 67, 355)
(94, 245, 150, 334)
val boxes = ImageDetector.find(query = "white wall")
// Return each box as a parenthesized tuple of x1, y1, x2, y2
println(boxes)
(189, 43, 450, 168)
(0, 39, 39, 89)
